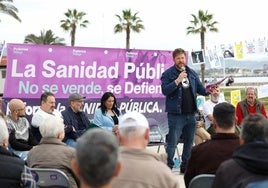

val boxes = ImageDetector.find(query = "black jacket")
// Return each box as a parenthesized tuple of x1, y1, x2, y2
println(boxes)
(0, 147, 25, 187)
(212, 142, 268, 188)
(61, 107, 90, 141)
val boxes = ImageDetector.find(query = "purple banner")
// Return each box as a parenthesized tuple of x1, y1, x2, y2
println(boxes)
(2, 44, 175, 136)
(4, 44, 173, 99)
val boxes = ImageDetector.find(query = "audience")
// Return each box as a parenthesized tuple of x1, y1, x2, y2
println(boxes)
(27, 116, 79, 188)
(6, 99, 38, 161)
(93, 92, 120, 134)
(212, 113, 268, 188)
(184, 102, 240, 188)
(202, 86, 224, 134)
(71, 128, 121, 188)
(0, 116, 36, 188)
(236, 87, 267, 125)
(31, 92, 63, 141)
(112, 111, 180, 188)
(61, 93, 90, 148)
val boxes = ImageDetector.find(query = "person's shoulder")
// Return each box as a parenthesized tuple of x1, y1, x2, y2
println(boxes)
(62, 143, 76, 153)
(4, 151, 25, 165)
(162, 65, 176, 74)
(186, 66, 196, 73)
(191, 140, 211, 153)
(94, 108, 102, 114)
(5, 115, 13, 123)
(217, 158, 236, 171)
(53, 109, 63, 116)
(32, 107, 42, 115)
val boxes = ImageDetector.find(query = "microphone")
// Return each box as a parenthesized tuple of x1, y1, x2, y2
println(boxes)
(180, 66, 189, 88)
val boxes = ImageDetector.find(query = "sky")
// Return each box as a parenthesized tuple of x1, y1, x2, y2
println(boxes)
(1, 0, 268, 51)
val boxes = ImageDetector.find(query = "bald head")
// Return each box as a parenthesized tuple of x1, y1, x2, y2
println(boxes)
(8, 99, 25, 112)
(8, 99, 26, 119)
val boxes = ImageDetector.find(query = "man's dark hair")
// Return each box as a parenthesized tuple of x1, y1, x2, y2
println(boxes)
(76, 128, 119, 187)
(241, 113, 268, 144)
(40, 92, 54, 104)
(213, 102, 235, 129)
(172, 48, 186, 59)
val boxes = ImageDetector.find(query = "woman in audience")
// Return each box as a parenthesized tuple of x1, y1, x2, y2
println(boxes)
(27, 116, 79, 188)
(93, 92, 121, 134)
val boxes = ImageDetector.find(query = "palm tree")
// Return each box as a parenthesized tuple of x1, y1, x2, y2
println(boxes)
(24, 29, 66, 45)
(0, 0, 21, 22)
(60, 9, 89, 46)
(114, 9, 145, 49)
(186, 10, 219, 84)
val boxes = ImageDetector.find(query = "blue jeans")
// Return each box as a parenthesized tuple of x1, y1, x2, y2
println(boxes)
(9, 148, 29, 162)
(166, 113, 196, 169)
(65, 138, 77, 148)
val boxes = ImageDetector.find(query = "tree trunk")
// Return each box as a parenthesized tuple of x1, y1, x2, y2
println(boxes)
(200, 32, 205, 85)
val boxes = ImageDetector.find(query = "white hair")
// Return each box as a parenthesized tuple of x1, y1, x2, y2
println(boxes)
(119, 126, 147, 139)
(39, 116, 64, 138)
(0, 118, 9, 145)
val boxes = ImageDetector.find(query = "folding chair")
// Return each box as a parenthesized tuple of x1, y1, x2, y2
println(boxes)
(147, 118, 180, 157)
(29, 167, 71, 188)
(188, 174, 215, 188)
(147, 118, 166, 153)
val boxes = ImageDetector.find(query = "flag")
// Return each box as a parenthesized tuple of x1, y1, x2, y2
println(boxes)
(235, 42, 244, 59)
(231, 90, 241, 107)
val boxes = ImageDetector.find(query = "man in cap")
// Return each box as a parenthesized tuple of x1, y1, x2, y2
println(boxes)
(61, 93, 91, 147)
(111, 111, 180, 188)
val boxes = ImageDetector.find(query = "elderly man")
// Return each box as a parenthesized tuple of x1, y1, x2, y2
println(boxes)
(31, 91, 63, 141)
(61, 93, 90, 147)
(236, 87, 267, 126)
(6, 99, 38, 161)
(28, 115, 79, 188)
(112, 111, 180, 188)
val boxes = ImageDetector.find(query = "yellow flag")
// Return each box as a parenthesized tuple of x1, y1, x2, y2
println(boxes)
(235, 42, 244, 59)
(231, 90, 241, 106)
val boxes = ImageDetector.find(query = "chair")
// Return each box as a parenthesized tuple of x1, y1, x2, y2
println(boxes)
(147, 118, 166, 152)
(246, 180, 268, 188)
(29, 167, 71, 188)
(188, 174, 215, 188)
(147, 118, 180, 157)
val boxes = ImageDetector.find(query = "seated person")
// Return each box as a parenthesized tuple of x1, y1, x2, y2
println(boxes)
(0, 116, 36, 188)
(31, 92, 63, 142)
(6, 99, 38, 161)
(184, 102, 240, 188)
(92, 92, 120, 134)
(27, 116, 79, 188)
(112, 111, 180, 188)
(202, 86, 224, 134)
(212, 114, 268, 188)
(61, 93, 90, 148)
(71, 128, 121, 188)
(194, 110, 210, 145)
